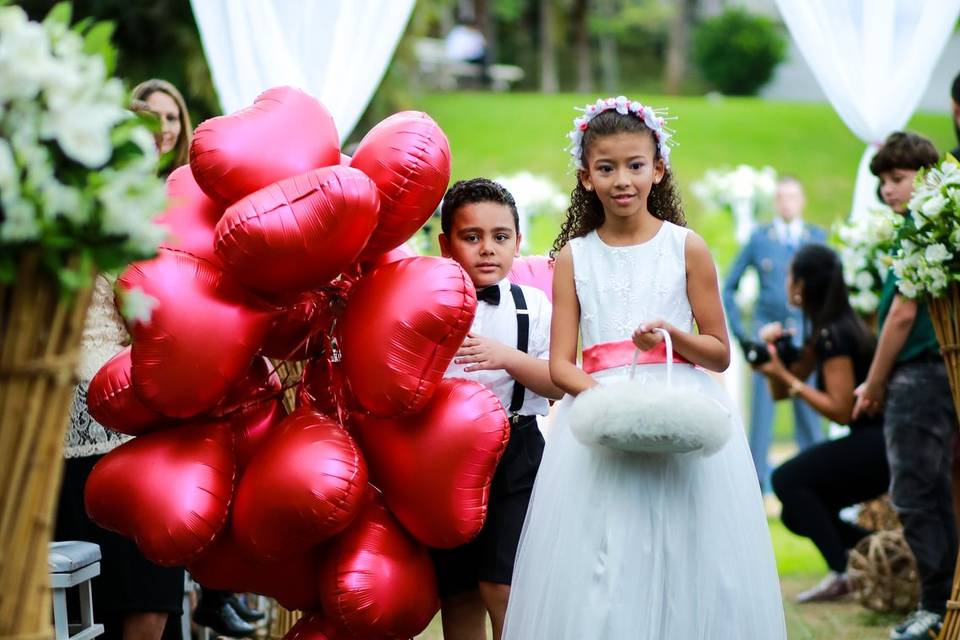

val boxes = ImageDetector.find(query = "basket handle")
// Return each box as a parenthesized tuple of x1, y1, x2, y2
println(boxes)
(630, 328, 673, 386)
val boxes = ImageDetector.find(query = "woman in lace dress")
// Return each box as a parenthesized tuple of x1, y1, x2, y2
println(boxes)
(501, 99, 785, 638)
(55, 80, 192, 640)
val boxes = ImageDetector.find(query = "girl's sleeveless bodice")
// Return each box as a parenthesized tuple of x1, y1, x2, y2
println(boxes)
(569, 222, 693, 350)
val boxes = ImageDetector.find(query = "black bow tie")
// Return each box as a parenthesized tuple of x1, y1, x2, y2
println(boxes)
(476, 285, 501, 305)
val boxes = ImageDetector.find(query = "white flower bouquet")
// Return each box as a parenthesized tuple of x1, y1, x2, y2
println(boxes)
(889, 156, 960, 300)
(835, 206, 900, 315)
(692, 164, 777, 244)
(0, 3, 167, 289)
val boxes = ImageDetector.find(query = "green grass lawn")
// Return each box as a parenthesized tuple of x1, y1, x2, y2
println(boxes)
(414, 92, 956, 266)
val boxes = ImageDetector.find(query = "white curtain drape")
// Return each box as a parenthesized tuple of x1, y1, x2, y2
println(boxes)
(190, 0, 416, 143)
(774, 0, 960, 220)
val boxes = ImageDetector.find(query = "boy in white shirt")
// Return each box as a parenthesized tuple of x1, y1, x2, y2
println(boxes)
(433, 178, 562, 640)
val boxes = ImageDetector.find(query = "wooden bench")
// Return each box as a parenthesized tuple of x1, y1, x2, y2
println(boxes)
(414, 38, 524, 92)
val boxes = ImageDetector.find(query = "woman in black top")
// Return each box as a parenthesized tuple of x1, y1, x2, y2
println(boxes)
(753, 244, 889, 603)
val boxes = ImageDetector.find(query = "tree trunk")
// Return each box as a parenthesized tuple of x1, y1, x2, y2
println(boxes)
(664, 0, 697, 94)
(474, 0, 496, 66)
(597, 0, 618, 92)
(539, 0, 559, 93)
(573, 0, 592, 93)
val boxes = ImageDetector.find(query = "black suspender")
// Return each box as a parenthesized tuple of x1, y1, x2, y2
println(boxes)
(508, 284, 529, 415)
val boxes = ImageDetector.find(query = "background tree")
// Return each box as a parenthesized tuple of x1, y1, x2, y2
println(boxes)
(664, 0, 698, 94)
(572, 0, 592, 93)
(539, 0, 558, 93)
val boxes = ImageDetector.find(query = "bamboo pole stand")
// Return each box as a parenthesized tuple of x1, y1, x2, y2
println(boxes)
(929, 284, 960, 640)
(0, 254, 94, 640)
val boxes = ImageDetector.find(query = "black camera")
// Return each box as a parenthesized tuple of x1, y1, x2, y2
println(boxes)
(742, 335, 800, 367)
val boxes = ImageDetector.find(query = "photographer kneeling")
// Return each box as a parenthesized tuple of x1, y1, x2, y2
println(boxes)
(753, 244, 890, 602)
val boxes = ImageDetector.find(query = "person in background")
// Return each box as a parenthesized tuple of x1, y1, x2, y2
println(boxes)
(130, 79, 191, 176)
(853, 131, 957, 640)
(723, 176, 827, 491)
(753, 244, 889, 604)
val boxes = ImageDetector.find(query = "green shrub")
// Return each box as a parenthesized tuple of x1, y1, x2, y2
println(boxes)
(693, 8, 786, 96)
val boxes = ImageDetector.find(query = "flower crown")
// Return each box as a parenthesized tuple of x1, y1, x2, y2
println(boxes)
(567, 96, 676, 170)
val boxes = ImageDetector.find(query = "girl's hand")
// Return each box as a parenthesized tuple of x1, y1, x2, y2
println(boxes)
(632, 320, 672, 351)
(758, 322, 783, 343)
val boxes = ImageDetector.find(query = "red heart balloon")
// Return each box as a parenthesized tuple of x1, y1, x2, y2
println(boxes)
(215, 166, 380, 298)
(231, 399, 286, 470)
(215, 355, 282, 416)
(188, 526, 322, 612)
(156, 165, 225, 266)
(283, 611, 358, 640)
(190, 86, 340, 204)
(358, 242, 417, 275)
(352, 378, 509, 548)
(318, 491, 439, 639)
(339, 257, 476, 417)
(260, 291, 336, 361)
(283, 613, 350, 640)
(87, 347, 167, 436)
(297, 357, 347, 418)
(118, 250, 273, 418)
(232, 408, 368, 558)
(84, 421, 235, 566)
(508, 255, 555, 302)
(351, 111, 451, 260)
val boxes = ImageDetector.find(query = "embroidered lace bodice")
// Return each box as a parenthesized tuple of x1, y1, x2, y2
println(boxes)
(64, 275, 132, 458)
(569, 222, 693, 351)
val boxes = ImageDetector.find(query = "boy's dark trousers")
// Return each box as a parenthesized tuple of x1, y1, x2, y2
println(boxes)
(885, 359, 959, 614)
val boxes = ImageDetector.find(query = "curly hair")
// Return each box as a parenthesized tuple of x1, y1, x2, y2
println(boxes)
(440, 177, 519, 235)
(551, 110, 685, 258)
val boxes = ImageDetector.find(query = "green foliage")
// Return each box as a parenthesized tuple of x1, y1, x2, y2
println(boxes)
(693, 8, 786, 96)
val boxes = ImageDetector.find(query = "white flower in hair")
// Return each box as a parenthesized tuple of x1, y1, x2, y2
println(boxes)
(567, 95, 676, 171)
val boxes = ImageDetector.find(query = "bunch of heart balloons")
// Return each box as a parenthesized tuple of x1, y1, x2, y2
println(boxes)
(81, 86, 514, 639)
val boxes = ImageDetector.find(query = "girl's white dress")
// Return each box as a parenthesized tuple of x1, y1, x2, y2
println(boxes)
(503, 223, 786, 639)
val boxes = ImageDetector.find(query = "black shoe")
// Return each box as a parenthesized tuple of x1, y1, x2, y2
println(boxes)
(227, 595, 266, 623)
(194, 602, 256, 638)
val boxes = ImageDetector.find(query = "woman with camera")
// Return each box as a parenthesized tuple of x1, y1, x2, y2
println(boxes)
(752, 244, 889, 603)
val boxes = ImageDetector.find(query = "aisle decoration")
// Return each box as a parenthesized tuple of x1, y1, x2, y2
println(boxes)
(835, 205, 900, 315)
(82, 84, 512, 638)
(0, 5, 167, 638)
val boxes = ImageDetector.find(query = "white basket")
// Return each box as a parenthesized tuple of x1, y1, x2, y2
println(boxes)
(570, 329, 732, 455)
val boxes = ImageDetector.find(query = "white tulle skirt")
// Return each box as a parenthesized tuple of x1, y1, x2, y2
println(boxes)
(502, 363, 786, 640)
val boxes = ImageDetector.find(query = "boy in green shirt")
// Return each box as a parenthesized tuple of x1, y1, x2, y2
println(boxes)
(854, 132, 958, 640)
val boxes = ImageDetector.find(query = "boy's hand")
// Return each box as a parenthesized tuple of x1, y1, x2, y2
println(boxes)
(632, 320, 672, 351)
(455, 333, 514, 372)
(853, 379, 886, 419)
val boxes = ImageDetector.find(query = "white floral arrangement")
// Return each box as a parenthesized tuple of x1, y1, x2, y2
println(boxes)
(692, 164, 777, 216)
(0, 3, 167, 290)
(835, 206, 900, 314)
(889, 156, 960, 299)
(491, 172, 567, 252)
(492, 171, 567, 216)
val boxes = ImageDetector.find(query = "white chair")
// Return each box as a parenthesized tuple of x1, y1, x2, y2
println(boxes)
(49, 541, 105, 640)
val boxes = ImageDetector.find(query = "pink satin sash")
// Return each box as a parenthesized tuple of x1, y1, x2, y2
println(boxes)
(581, 339, 691, 374)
